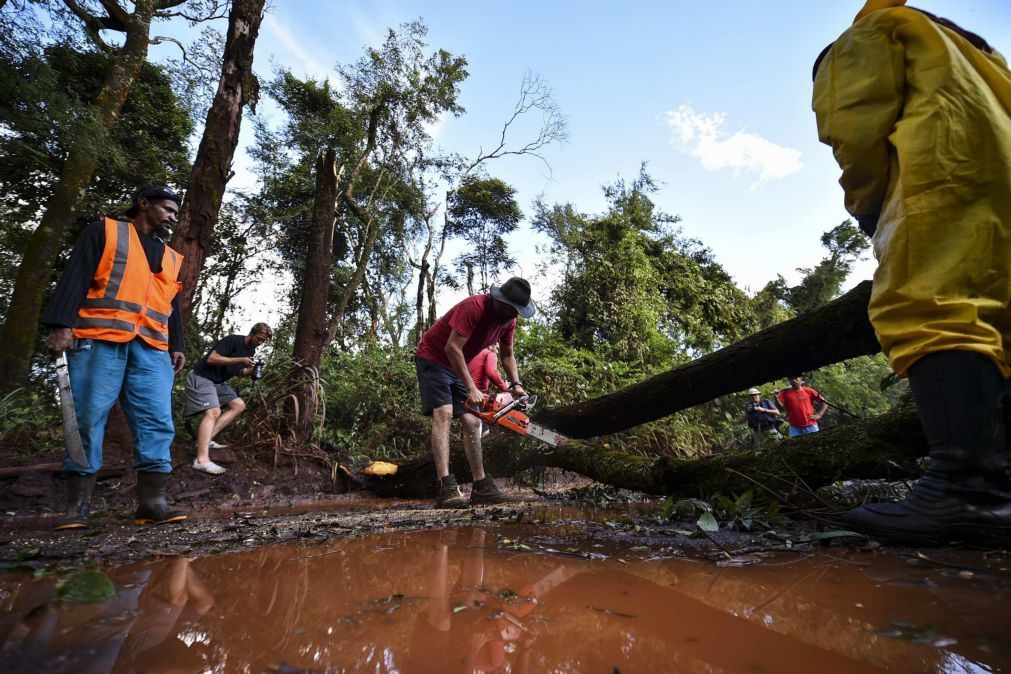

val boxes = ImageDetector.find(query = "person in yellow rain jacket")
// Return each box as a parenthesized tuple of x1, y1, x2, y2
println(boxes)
(813, 0, 1011, 545)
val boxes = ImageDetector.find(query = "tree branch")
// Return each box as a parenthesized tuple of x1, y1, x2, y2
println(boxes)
(466, 71, 568, 176)
(153, 0, 197, 12)
(96, 0, 129, 26)
(61, 0, 114, 52)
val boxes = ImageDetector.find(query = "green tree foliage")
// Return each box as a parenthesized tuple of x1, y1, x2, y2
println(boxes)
(0, 45, 193, 220)
(804, 354, 909, 426)
(534, 167, 754, 367)
(787, 220, 868, 313)
(746, 221, 903, 431)
(0, 44, 192, 332)
(758, 220, 869, 317)
(448, 176, 522, 294)
(321, 344, 429, 461)
(251, 20, 467, 331)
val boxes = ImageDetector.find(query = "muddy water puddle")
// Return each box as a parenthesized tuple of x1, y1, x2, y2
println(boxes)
(2, 519, 1009, 673)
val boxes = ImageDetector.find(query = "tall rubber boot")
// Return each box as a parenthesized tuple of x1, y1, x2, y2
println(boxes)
(846, 351, 1011, 546)
(54, 474, 97, 530)
(134, 472, 188, 525)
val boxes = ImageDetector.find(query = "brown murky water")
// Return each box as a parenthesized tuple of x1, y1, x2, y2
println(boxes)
(1, 519, 1009, 673)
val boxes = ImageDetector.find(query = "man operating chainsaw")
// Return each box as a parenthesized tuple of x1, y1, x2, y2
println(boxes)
(415, 277, 536, 508)
(43, 185, 189, 530)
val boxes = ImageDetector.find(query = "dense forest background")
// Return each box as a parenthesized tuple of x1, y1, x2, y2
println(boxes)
(0, 0, 907, 473)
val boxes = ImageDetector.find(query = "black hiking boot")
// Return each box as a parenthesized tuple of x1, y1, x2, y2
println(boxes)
(846, 351, 1011, 546)
(134, 472, 188, 525)
(470, 477, 512, 506)
(54, 473, 97, 530)
(435, 475, 469, 509)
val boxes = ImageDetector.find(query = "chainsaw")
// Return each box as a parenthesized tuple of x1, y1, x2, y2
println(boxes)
(466, 394, 568, 447)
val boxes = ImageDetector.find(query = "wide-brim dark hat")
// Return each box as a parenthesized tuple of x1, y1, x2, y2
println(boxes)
(125, 185, 181, 217)
(490, 277, 536, 318)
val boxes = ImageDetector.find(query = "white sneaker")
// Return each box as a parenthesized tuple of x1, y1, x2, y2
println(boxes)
(208, 440, 228, 449)
(192, 460, 226, 475)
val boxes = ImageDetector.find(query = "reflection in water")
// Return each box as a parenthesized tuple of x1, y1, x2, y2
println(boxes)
(0, 557, 213, 673)
(1, 524, 1009, 672)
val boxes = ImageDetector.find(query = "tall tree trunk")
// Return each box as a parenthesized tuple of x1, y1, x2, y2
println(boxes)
(324, 189, 384, 345)
(171, 0, 265, 325)
(292, 149, 340, 435)
(536, 281, 880, 438)
(413, 258, 429, 345)
(427, 221, 449, 326)
(0, 2, 155, 390)
(465, 261, 474, 296)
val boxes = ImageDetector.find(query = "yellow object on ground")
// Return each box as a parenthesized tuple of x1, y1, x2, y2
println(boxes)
(361, 461, 398, 477)
(813, 6, 1011, 377)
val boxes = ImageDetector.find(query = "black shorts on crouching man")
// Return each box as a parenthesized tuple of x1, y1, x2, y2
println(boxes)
(415, 357, 467, 417)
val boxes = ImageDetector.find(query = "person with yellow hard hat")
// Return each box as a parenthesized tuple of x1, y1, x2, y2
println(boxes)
(813, 1, 1011, 545)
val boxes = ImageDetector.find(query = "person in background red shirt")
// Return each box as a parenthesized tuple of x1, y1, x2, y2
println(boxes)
(776, 375, 828, 437)
(468, 344, 510, 439)
(468, 344, 509, 395)
(415, 278, 536, 508)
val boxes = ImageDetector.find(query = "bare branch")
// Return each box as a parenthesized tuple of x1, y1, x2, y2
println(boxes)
(156, 10, 227, 22)
(466, 71, 569, 176)
(150, 33, 218, 82)
(149, 34, 188, 54)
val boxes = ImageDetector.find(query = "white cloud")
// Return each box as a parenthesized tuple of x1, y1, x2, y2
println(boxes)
(666, 104, 802, 186)
(262, 14, 331, 78)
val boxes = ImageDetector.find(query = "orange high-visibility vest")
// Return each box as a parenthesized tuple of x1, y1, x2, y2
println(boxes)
(73, 217, 183, 351)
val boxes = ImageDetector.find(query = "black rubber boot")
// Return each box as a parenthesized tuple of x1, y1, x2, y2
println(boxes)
(54, 474, 97, 530)
(134, 472, 188, 525)
(846, 351, 1011, 546)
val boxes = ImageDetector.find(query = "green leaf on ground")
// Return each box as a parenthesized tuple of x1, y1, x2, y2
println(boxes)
(697, 511, 719, 532)
(57, 569, 115, 604)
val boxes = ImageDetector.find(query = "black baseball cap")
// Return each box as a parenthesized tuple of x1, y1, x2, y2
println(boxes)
(125, 185, 182, 217)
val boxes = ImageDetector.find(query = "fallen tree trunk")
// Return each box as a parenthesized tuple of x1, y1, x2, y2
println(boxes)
(368, 407, 924, 499)
(535, 281, 880, 438)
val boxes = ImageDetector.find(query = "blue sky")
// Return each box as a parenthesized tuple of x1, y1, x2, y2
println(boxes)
(154, 0, 1011, 314)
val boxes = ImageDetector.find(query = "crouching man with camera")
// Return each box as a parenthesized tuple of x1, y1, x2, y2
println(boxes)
(184, 322, 272, 475)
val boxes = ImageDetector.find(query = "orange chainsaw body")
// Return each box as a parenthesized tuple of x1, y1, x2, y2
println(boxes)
(467, 394, 567, 447)
(472, 396, 530, 435)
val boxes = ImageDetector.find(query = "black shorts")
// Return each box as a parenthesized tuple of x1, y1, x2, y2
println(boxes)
(415, 357, 467, 417)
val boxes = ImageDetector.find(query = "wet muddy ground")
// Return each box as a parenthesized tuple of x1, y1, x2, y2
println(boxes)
(5, 410, 1010, 672)
(2, 499, 1011, 672)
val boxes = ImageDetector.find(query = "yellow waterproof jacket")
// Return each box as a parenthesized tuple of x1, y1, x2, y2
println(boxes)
(813, 4, 1011, 376)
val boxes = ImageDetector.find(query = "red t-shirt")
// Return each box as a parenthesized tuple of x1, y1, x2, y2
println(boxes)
(468, 348, 509, 393)
(777, 386, 822, 428)
(416, 294, 516, 371)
